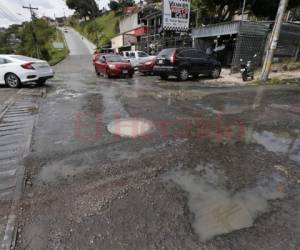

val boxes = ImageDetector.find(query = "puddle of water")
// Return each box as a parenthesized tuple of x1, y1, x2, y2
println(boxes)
(253, 131, 300, 164)
(223, 103, 250, 115)
(107, 118, 154, 138)
(100, 86, 129, 123)
(196, 103, 250, 115)
(164, 165, 285, 242)
(55, 89, 83, 99)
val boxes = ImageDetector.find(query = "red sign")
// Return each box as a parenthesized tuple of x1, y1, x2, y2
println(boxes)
(131, 26, 149, 36)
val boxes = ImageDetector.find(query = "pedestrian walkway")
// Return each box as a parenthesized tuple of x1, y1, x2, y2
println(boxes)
(0, 89, 43, 250)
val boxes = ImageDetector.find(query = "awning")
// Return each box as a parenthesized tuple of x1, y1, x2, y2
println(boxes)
(192, 21, 240, 38)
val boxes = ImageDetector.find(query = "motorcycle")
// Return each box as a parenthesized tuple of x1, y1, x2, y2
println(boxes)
(240, 54, 257, 82)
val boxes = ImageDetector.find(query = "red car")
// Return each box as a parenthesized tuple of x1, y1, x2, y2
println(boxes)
(92, 51, 100, 65)
(138, 59, 156, 75)
(95, 54, 134, 78)
(92, 49, 114, 65)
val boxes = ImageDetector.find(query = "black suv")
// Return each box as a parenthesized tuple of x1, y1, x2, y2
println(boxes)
(153, 48, 221, 81)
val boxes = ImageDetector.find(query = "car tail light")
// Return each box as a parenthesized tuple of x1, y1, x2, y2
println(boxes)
(170, 49, 176, 64)
(21, 62, 34, 70)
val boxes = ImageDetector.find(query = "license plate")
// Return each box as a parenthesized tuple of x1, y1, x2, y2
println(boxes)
(240, 69, 246, 72)
(122, 70, 128, 74)
(159, 60, 163, 64)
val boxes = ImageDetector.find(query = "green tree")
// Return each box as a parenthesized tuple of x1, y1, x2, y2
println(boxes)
(191, 0, 300, 25)
(17, 19, 56, 60)
(66, 0, 99, 19)
(251, 0, 299, 20)
(108, 1, 121, 11)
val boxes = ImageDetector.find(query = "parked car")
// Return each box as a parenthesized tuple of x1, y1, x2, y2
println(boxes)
(153, 48, 221, 81)
(92, 50, 100, 65)
(121, 51, 156, 68)
(92, 48, 114, 65)
(138, 59, 156, 75)
(0, 55, 54, 88)
(94, 54, 134, 78)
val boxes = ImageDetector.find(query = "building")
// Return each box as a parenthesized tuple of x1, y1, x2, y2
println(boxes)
(192, 21, 300, 72)
(137, 7, 192, 54)
(55, 17, 66, 27)
(111, 34, 137, 52)
(111, 9, 149, 52)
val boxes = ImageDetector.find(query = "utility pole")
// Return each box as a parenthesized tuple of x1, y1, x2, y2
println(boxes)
(23, 4, 40, 58)
(241, 0, 246, 21)
(260, 0, 289, 81)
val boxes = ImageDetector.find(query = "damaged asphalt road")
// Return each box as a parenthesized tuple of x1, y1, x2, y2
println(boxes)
(14, 31, 300, 250)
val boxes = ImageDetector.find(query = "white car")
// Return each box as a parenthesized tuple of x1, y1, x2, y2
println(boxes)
(0, 55, 54, 88)
(121, 51, 156, 68)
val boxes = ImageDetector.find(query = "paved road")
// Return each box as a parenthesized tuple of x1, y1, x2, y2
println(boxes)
(11, 30, 300, 250)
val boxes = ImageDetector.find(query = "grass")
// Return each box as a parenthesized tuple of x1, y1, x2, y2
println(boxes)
(47, 29, 69, 66)
(272, 59, 300, 72)
(70, 11, 121, 47)
(254, 76, 300, 85)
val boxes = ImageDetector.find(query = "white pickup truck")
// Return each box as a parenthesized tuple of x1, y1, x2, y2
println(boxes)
(121, 51, 156, 68)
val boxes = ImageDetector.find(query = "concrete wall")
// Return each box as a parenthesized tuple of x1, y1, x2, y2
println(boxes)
(111, 35, 124, 50)
(120, 13, 139, 33)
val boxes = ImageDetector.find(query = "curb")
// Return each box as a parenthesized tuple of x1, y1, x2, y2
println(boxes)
(49, 28, 70, 66)
(0, 90, 22, 122)
(1, 87, 46, 250)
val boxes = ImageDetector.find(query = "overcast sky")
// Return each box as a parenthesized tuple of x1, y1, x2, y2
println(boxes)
(0, 0, 108, 27)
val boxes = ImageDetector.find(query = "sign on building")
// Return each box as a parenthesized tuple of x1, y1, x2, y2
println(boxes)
(163, 0, 191, 31)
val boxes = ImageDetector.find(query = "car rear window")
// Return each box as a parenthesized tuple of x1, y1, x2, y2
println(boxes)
(157, 49, 175, 58)
(105, 55, 123, 62)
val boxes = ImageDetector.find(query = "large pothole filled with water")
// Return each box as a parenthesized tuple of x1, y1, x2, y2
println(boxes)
(107, 118, 155, 138)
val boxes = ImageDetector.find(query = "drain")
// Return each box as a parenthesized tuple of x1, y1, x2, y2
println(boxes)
(107, 118, 154, 138)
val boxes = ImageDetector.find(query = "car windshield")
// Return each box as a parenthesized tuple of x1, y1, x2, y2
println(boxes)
(105, 55, 123, 62)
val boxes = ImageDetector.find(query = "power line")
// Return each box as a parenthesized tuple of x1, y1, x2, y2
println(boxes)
(0, 2, 23, 23)
(0, 8, 20, 23)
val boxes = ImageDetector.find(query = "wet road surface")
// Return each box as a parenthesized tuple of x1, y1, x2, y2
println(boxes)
(14, 31, 300, 249)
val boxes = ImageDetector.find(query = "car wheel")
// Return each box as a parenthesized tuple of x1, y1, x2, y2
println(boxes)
(192, 74, 199, 79)
(242, 72, 248, 82)
(178, 68, 189, 81)
(36, 79, 46, 86)
(210, 67, 221, 79)
(5, 73, 21, 88)
(160, 74, 168, 80)
(95, 68, 100, 76)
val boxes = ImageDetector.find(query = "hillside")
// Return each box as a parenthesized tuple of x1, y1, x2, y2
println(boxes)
(70, 11, 121, 48)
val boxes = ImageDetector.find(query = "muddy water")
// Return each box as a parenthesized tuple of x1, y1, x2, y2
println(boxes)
(164, 164, 286, 241)
(253, 130, 300, 164)
(99, 85, 129, 124)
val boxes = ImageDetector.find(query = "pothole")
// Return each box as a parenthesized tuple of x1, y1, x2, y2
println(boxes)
(107, 118, 154, 138)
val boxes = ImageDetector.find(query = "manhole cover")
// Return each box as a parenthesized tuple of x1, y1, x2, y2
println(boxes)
(107, 118, 154, 138)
